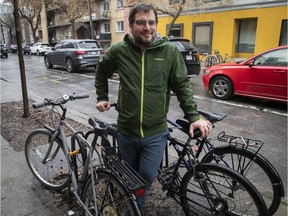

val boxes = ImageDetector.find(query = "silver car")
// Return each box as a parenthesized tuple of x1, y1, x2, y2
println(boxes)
(44, 39, 104, 73)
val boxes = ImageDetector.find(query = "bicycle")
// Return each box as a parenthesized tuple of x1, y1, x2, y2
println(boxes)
(167, 109, 284, 215)
(222, 53, 235, 63)
(213, 49, 224, 64)
(86, 104, 269, 215)
(25, 93, 146, 215)
(201, 52, 216, 67)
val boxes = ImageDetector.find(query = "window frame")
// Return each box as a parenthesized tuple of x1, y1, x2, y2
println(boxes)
(167, 23, 184, 37)
(192, 22, 213, 54)
(116, 0, 123, 10)
(116, 21, 124, 32)
(279, 19, 287, 46)
(235, 19, 257, 53)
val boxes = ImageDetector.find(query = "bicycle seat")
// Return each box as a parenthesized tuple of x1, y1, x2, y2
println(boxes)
(198, 110, 227, 123)
(175, 119, 201, 139)
(88, 117, 108, 135)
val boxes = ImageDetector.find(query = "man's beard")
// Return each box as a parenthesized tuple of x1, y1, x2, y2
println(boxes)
(134, 32, 156, 47)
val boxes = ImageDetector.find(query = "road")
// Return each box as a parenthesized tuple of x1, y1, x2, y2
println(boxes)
(1, 53, 287, 213)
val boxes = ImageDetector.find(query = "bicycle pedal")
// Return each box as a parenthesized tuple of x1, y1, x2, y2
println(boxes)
(158, 172, 172, 185)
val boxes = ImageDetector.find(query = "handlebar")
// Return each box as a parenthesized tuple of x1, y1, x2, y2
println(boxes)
(32, 93, 90, 109)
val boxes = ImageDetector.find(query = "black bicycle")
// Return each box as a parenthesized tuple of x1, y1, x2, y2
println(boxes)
(86, 104, 269, 216)
(25, 94, 146, 215)
(166, 110, 284, 215)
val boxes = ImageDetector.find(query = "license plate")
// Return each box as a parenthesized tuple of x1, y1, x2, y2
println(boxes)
(90, 51, 98, 55)
(186, 55, 193, 60)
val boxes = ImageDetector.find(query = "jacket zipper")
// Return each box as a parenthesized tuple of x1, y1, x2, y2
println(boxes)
(140, 51, 145, 138)
(163, 88, 167, 113)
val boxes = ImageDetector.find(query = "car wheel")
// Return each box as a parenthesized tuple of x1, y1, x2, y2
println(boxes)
(44, 56, 53, 69)
(66, 58, 75, 73)
(210, 76, 233, 99)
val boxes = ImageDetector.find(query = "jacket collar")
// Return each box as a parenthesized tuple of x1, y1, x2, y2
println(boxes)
(124, 34, 168, 50)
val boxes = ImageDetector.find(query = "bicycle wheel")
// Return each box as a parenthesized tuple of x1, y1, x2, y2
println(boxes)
(25, 128, 69, 190)
(179, 163, 269, 216)
(82, 169, 140, 216)
(201, 146, 284, 215)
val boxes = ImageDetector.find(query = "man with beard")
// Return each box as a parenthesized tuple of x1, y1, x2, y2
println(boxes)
(95, 3, 212, 213)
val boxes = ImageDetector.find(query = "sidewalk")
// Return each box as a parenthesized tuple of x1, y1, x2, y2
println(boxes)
(1, 79, 287, 215)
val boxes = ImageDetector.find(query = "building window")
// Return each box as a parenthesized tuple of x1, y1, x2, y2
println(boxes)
(116, 21, 124, 32)
(169, 0, 180, 4)
(104, 23, 110, 33)
(116, 0, 123, 9)
(103, 1, 109, 11)
(279, 19, 287, 46)
(192, 22, 213, 54)
(167, 24, 183, 37)
(236, 19, 257, 53)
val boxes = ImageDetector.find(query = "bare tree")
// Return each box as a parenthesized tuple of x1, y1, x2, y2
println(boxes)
(5, 0, 43, 43)
(53, 0, 87, 39)
(0, 10, 15, 44)
(87, 0, 95, 39)
(12, 0, 30, 118)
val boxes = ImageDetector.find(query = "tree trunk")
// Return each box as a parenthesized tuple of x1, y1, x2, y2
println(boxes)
(13, 0, 30, 118)
(87, 0, 95, 39)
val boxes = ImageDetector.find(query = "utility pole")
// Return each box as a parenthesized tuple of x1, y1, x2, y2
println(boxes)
(87, 0, 95, 39)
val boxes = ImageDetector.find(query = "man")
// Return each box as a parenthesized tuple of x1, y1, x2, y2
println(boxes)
(95, 3, 212, 211)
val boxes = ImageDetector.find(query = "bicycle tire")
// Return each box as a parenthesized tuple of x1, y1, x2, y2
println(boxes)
(179, 163, 269, 216)
(82, 169, 140, 216)
(201, 146, 284, 215)
(25, 128, 69, 190)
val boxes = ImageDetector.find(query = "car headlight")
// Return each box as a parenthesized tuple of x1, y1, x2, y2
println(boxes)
(203, 69, 211, 75)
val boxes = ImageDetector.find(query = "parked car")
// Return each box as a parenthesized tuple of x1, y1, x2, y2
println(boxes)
(44, 39, 104, 73)
(0, 44, 8, 58)
(23, 43, 32, 55)
(30, 42, 52, 56)
(9, 44, 17, 53)
(202, 46, 288, 103)
(169, 37, 201, 76)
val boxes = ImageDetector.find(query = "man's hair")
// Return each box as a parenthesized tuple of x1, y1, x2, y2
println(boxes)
(128, 3, 158, 25)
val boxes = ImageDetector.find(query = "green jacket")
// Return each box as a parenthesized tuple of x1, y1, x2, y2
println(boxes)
(95, 34, 200, 138)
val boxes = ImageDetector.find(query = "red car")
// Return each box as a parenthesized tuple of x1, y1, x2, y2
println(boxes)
(202, 46, 287, 103)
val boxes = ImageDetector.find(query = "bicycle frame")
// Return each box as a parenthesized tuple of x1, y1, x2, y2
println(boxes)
(42, 117, 103, 216)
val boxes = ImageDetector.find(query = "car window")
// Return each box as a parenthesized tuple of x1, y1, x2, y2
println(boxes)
(63, 42, 75, 48)
(254, 48, 288, 66)
(55, 42, 63, 49)
(41, 44, 51, 47)
(78, 41, 100, 49)
(171, 41, 196, 52)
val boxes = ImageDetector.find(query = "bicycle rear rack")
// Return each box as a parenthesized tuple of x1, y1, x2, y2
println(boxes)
(217, 131, 264, 150)
(108, 158, 147, 191)
(103, 147, 147, 192)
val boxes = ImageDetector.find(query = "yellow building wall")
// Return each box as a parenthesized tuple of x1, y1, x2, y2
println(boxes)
(158, 5, 287, 58)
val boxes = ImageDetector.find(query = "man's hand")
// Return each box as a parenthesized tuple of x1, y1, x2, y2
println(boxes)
(96, 101, 110, 112)
(189, 119, 212, 139)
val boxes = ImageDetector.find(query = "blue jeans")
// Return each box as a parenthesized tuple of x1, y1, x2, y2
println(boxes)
(117, 130, 169, 207)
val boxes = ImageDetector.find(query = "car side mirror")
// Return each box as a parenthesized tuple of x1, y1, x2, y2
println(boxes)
(247, 59, 254, 67)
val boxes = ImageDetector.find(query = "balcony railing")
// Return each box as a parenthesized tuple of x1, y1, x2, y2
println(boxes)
(96, 33, 111, 40)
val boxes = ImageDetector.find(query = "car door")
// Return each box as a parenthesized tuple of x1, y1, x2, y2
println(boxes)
(52, 42, 66, 66)
(238, 48, 287, 101)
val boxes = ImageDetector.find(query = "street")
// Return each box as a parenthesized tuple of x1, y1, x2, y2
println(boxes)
(1, 53, 288, 214)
